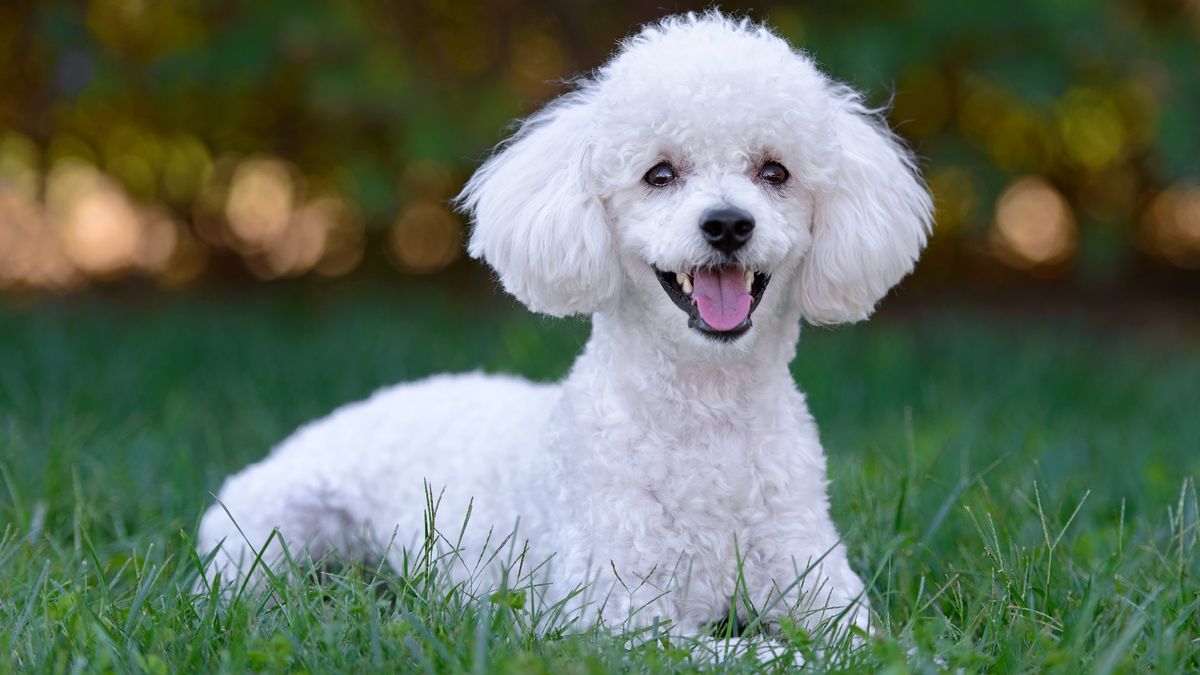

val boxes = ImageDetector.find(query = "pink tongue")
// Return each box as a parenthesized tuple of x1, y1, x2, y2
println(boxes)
(692, 268, 752, 331)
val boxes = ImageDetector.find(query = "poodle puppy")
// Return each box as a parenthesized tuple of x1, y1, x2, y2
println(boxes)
(198, 12, 931, 638)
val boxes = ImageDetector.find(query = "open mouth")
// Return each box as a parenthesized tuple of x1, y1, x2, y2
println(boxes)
(654, 266, 770, 341)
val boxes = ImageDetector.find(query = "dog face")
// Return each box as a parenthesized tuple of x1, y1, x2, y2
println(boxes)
(459, 13, 932, 351)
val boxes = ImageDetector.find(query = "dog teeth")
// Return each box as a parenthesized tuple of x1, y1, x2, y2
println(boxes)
(676, 272, 693, 295)
(743, 270, 754, 293)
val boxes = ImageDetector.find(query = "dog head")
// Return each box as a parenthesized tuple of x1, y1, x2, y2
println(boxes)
(458, 13, 932, 351)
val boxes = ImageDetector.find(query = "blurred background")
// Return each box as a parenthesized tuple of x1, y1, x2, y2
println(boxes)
(0, 0, 1198, 301)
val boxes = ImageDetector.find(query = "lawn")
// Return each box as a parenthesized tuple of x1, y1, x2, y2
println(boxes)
(1, 283, 1197, 672)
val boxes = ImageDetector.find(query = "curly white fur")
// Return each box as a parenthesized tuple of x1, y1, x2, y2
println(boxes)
(198, 12, 932, 637)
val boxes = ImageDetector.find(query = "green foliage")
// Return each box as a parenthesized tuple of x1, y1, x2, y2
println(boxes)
(1, 1, 1198, 285)
(0, 287, 1197, 671)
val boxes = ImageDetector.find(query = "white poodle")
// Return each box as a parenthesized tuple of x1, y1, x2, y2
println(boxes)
(198, 12, 931, 640)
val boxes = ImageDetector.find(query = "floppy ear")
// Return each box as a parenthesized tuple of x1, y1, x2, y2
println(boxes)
(456, 95, 621, 317)
(797, 89, 933, 325)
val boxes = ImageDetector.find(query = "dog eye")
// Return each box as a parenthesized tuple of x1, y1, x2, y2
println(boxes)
(643, 162, 677, 188)
(758, 161, 789, 185)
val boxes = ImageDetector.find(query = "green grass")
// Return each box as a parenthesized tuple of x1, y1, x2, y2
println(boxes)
(1, 284, 1198, 672)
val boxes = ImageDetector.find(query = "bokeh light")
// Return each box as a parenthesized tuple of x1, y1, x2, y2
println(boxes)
(990, 177, 1077, 270)
(1056, 88, 1128, 172)
(1139, 187, 1200, 269)
(0, 133, 40, 201)
(161, 135, 212, 203)
(0, 1, 1196, 292)
(0, 187, 81, 290)
(960, 81, 1057, 173)
(312, 197, 366, 278)
(225, 157, 296, 253)
(137, 208, 181, 274)
(158, 227, 209, 287)
(47, 161, 143, 277)
(389, 201, 462, 274)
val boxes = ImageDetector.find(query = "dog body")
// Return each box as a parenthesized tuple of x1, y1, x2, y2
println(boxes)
(201, 340, 854, 633)
(199, 13, 931, 636)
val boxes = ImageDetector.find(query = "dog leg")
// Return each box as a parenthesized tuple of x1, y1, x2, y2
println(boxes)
(195, 453, 380, 594)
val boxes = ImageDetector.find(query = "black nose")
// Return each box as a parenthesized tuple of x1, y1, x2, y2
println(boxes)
(700, 207, 754, 254)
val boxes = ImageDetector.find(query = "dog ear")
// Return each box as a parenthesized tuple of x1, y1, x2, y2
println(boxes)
(457, 95, 621, 317)
(797, 89, 933, 325)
